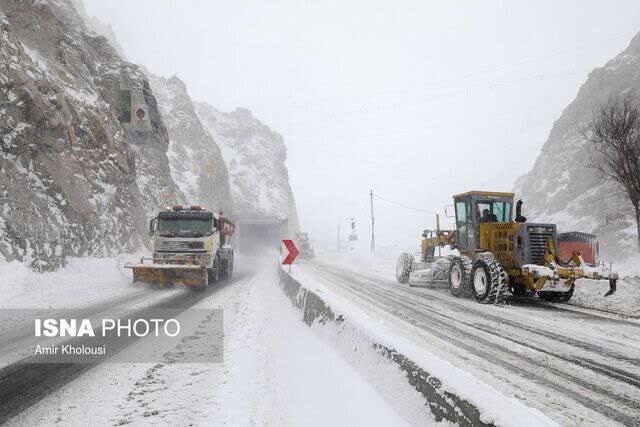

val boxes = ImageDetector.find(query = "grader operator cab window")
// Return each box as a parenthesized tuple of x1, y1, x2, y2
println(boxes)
(475, 201, 511, 223)
(455, 201, 469, 248)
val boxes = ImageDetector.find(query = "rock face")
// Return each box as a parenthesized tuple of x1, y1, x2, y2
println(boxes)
(0, 0, 183, 269)
(148, 75, 234, 215)
(195, 103, 299, 229)
(69, 0, 125, 58)
(514, 33, 640, 260)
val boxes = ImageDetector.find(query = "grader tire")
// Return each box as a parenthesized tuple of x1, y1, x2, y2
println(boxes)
(448, 256, 473, 297)
(396, 253, 414, 284)
(539, 285, 574, 303)
(471, 258, 508, 304)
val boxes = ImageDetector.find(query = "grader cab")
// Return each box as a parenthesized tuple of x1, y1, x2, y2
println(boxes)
(396, 191, 618, 304)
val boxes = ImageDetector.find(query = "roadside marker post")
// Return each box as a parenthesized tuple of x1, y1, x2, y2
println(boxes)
(282, 239, 299, 274)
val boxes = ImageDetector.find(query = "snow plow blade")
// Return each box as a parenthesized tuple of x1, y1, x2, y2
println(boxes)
(521, 260, 618, 297)
(124, 262, 208, 287)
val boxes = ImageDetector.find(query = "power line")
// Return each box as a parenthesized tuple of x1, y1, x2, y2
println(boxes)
(372, 193, 436, 214)
(573, 190, 626, 207)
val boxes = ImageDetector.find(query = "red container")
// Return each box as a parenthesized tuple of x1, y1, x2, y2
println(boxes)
(558, 232, 598, 265)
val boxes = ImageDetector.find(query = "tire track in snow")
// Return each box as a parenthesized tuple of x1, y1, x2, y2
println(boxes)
(0, 273, 248, 424)
(308, 263, 640, 425)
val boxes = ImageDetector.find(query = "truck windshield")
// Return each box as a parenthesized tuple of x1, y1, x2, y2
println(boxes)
(157, 218, 213, 237)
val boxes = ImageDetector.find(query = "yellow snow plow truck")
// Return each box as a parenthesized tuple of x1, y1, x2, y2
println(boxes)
(396, 191, 618, 304)
(125, 205, 235, 288)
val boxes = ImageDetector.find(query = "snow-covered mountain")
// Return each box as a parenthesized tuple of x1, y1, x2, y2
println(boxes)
(0, 0, 184, 269)
(195, 103, 299, 229)
(0, 0, 299, 270)
(515, 32, 640, 260)
(148, 75, 234, 215)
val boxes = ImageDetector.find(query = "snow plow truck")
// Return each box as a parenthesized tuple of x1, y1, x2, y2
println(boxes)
(396, 191, 618, 304)
(295, 232, 315, 259)
(125, 205, 235, 288)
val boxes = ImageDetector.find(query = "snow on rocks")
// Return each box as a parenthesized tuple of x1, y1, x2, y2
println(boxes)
(195, 102, 299, 227)
(148, 74, 234, 215)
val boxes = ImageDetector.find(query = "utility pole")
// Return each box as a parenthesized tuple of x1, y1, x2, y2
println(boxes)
(370, 189, 375, 252)
(337, 222, 340, 252)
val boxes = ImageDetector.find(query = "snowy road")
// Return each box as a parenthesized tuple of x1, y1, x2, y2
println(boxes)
(2, 260, 421, 426)
(294, 259, 640, 426)
(0, 271, 242, 423)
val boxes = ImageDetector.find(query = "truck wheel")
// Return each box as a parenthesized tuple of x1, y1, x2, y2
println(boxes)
(396, 253, 414, 284)
(208, 256, 220, 283)
(539, 285, 574, 303)
(449, 256, 472, 297)
(471, 258, 508, 304)
(221, 255, 234, 279)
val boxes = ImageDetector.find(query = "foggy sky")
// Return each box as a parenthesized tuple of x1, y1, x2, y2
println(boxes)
(83, 0, 640, 251)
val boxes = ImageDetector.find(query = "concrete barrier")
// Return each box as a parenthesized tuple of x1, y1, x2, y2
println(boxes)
(278, 266, 491, 426)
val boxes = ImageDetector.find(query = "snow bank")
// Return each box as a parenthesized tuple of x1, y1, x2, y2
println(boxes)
(0, 255, 141, 308)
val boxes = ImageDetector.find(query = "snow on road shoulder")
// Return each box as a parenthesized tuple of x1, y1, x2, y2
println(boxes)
(290, 261, 556, 427)
(569, 277, 640, 317)
(0, 255, 143, 308)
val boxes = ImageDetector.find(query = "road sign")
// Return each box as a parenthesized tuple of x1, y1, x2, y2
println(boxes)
(282, 240, 299, 265)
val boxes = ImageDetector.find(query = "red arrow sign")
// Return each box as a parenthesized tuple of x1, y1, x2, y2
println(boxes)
(282, 240, 299, 265)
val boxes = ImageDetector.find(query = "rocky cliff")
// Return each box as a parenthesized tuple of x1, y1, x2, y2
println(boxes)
(515, 33, 640, 260)
(148, 74, 234, 215)
(195, 103, 299, 229)
(0, 0, 183, 269)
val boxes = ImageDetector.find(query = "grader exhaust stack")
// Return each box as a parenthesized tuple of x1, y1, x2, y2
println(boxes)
(396, 191, 618, 304)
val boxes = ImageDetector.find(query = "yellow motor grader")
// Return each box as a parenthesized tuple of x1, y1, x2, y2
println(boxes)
(396, 191, 618, 304)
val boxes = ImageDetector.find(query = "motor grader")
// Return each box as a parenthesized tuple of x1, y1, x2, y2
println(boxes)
(396, 191, 618, 304)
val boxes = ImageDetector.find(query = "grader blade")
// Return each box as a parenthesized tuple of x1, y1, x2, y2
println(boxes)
(125, 263, 208, 287)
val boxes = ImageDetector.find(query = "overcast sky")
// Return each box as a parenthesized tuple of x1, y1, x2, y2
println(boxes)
(84, 0, 640, 251)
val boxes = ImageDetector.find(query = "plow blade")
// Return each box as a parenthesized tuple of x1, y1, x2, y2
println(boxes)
(125, 263, 208, 287)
